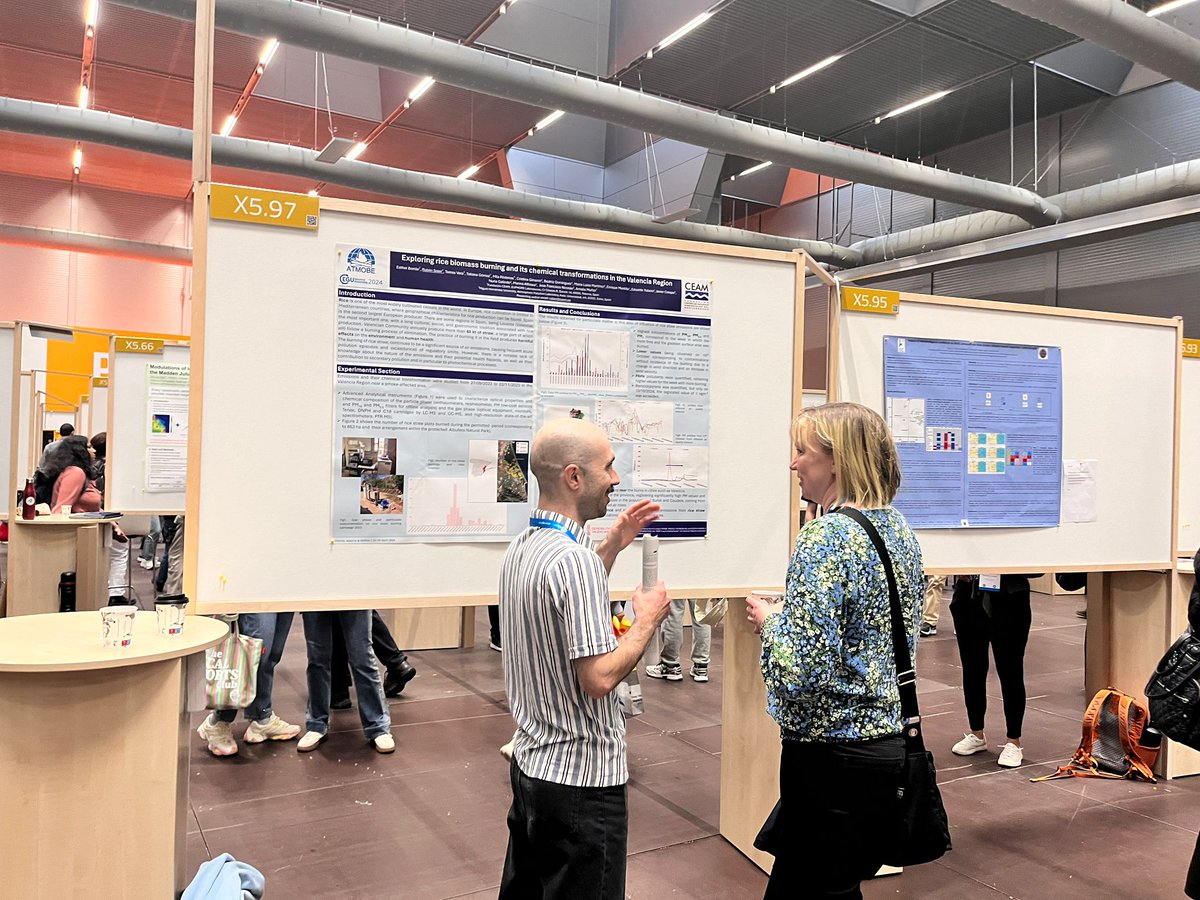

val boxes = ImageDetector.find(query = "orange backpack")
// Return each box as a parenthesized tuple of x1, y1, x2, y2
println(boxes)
(1032, 688, 1159, 783)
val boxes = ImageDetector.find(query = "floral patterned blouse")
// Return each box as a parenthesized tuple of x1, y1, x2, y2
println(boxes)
(760, 507, 924, 742)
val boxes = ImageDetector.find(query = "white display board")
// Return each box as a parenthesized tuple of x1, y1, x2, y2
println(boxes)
(1180, 356, 1200, 556)
(106, 343, 190, 513)
(196, 201, 799, 610)
(90, 384, 108, 436)
(836, 292, 1178, 572)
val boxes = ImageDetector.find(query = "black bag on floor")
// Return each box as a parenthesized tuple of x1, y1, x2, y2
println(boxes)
(836, 508, 952, 867)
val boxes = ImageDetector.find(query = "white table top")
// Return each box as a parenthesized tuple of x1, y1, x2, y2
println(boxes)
(0, 611, 227, 672)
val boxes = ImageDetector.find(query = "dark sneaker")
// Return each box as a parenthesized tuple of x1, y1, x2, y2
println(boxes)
(645, 663, 683, 682)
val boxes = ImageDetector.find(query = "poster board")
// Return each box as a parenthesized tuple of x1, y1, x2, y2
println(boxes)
(194, 198, 800, 611)
(835, 291, 1179, 573)
(106, 342, 190, 514)
(1181, 356, 1200, 556)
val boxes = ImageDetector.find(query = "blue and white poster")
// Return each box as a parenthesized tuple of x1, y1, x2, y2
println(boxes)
(883, 336, 1062, 528)
(330, 245, 712, 542)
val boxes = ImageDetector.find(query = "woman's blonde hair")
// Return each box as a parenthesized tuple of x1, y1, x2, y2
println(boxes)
(793, 402, 901, 508)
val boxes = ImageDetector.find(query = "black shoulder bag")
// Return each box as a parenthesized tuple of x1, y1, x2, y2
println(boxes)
(836, 508, 952, 867)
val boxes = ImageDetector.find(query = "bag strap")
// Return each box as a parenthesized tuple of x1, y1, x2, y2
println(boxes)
(831, 508, 919, 726)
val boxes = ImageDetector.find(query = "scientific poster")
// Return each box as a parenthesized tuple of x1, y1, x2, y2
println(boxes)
(145, 362, 189, 492)
(331, 245, 712, 542)
(883, 336, 1062, 528)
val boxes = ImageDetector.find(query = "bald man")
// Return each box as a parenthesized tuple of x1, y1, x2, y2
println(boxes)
(498, 418, 670, 900)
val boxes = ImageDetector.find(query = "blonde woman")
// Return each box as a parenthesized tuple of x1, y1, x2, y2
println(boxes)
(747, 402, 924, 900)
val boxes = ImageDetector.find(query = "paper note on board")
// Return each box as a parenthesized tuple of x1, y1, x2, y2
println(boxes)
(1062, 459, 1099, 524)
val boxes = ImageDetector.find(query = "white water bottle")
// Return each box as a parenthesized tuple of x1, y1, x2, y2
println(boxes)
(641, 534, 659, 591)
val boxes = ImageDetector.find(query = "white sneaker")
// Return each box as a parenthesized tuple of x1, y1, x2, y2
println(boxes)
(297, 730, 327, 752)
(196, 716, 238, 757)
(951, 732, 988, 756)
(997, 742, 1024, 768)
(244, 715, 301, 744)
(137, 557, 155, 570)
(691, 666, 709, 683)
(645, 663, 683, 682)
(373, 733, 396, 754)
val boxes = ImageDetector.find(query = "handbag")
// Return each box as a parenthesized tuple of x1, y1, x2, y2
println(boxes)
(204, 617, 264, 711)
(836, 508, 952, 867)
(1145, 628, 1200, 751)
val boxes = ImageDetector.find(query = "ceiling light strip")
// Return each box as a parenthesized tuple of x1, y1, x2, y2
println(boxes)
(1147, 0, 1200, 14)
(874, 89, 952, 124)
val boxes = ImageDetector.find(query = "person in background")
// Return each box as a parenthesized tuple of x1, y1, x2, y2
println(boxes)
(45, 435, 101, 513)
(85, 432, 131, 601)
(949, 573, 1039, 768)
(746, 402, 922, 900)
(38, 422, 75, 469)
(920, 575, 946, 637)
(300, 610, 394, 754)
(329, 610, 417, 708)
(138, 515, 162, 570)
(644, 599, 711, 683)
(196, 612, 303, 756)
(498, 418, 669, 900)
(488, 604, 502, 651)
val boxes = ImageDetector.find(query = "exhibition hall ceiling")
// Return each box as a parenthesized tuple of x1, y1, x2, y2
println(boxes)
(0, 0, 1187, 213)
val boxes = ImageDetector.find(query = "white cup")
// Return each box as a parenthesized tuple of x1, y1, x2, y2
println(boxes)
(100, 605, 136, 648)
(60, 505, 72, 515)
(154, 600, 187, 637)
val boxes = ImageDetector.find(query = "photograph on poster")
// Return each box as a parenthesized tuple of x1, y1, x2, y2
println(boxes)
(340, 436, 396, 477)
(468, 439, 530, 504)
(360, 473, 404, 515)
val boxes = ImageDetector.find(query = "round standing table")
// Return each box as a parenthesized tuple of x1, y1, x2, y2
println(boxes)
(0, 611, 228, 896)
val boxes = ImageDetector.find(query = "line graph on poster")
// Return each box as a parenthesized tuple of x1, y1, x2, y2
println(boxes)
(595, 399, 674, 443)
(633, 445, 709, 490)
(540, 326, 630, 393)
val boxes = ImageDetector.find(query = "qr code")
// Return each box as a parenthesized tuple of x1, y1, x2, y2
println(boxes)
(305, 214, 317, 226)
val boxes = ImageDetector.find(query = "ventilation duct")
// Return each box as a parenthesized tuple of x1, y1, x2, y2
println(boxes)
(852, 158, 1200, 263)
(109, 0, 1062, 226)
(988, 0, 1200, 94)
(0, 98, 861, 267)
(0, 222, 192, 265)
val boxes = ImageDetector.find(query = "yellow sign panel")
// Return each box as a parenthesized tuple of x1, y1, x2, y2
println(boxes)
(115, 336, 164, 354)
(92, 377, 109, 388)
(1184, 338, 1200, 359)
(210, 183, 319, 230)
(840, 286, 900, 315)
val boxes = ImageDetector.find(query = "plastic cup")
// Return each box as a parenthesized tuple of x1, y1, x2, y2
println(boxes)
(154, 598, 187, 637)
(100, 605, 136, 648)
(60, 505, 72, 515)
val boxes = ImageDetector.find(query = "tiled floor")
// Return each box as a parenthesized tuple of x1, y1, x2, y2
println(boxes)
(4, 537, 1197, 899)
(182, 590, 1200, 899)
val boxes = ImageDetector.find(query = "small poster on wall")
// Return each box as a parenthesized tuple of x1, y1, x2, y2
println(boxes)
(145, 362, 189, 492)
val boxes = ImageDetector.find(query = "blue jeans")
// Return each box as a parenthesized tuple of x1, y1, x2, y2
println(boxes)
(216, 612, 294, 723)
(138, 515, 162, 562)
(302, 611, 391, 739)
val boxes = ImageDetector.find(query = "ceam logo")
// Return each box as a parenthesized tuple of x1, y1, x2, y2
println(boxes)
(683, 281, 711, 302)
(346, 247, 376, 273)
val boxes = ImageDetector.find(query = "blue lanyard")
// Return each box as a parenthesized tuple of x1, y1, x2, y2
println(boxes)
(529, 517, 580, 543)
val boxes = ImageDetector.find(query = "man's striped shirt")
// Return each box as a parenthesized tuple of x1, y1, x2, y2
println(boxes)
(500, 508, 626, 787)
